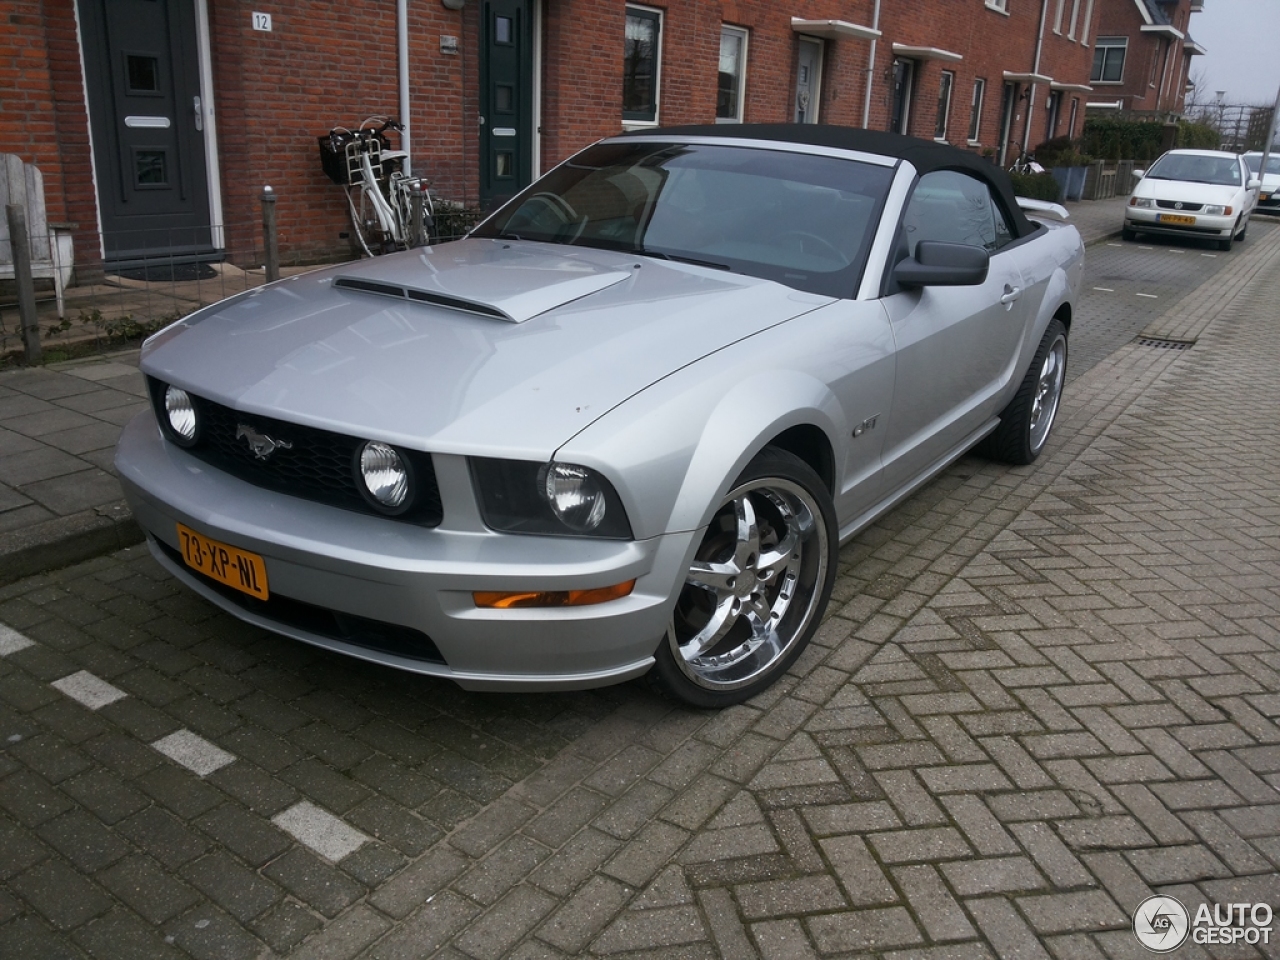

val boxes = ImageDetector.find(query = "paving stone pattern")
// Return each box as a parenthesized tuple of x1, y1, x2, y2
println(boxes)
(1, 219, 1280, 957)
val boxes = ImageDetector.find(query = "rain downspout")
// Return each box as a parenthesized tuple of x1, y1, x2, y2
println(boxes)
(861, 0, 882, 129)
(1023, 0, 1049, 152)
(398, 0, 411, 176)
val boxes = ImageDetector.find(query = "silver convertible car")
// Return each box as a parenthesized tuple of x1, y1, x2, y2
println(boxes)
(116, 126, 1083, 707)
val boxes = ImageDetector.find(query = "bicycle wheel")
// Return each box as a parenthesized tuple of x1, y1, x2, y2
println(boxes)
(345, 184, 377, 257)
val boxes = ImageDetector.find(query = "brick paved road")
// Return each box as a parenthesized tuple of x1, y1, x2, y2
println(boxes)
(2, 225, 1279, 958)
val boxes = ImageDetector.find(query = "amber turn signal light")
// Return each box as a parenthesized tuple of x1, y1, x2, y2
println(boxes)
(474, 580, 636, 609)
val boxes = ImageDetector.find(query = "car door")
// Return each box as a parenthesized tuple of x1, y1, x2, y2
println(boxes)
(879, 169, 1031, 493)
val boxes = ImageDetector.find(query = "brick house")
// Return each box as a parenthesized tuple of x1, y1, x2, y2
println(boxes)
(5, 0, 1109, 272)
(1085, 0, 1205, 118)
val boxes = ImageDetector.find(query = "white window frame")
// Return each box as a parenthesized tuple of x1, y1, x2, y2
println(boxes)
(985, 0, 1009, 13)
(1091, 37, 1127, 84)
(716, 25, 749, 124)
(968, 77, 986, 144)
(935, 70, 954, 141)
(623, 4, 663, 127)
(1067, 0, 1081, 40)
(1053, 0, 1066, 33)
(1080, 0, 1094, 45)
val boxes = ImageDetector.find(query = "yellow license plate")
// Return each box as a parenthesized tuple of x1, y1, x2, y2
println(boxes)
(1158, 213, 1196, 225)
(176, 523, 269, 600)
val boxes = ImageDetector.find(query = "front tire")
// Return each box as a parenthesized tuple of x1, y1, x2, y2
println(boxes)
(1121, 225, 1137, 241)
(978, 318, 1067, 465)
(647, 448, 837, 708)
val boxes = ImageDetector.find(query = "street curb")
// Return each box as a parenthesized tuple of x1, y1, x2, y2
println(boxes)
(0, 499, 144, 586)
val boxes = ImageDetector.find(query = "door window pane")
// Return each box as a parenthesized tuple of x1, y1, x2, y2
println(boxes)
(495, 84, 514, 113)
(495, 152, 513, 179)
(717, 26, 748, 123)
(968, 78, 985, 142)
(935, 71, 954, 140)
(623, 6, 660, 123)
(135, 150, 168, 186)
(126, 55, 159, 93)
(495, 16, 513, 44)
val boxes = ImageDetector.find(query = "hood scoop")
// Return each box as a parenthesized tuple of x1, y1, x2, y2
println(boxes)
(332, 252, 633, 323)
(334, 276, 513, 321)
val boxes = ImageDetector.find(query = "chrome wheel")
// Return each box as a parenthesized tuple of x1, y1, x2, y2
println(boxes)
(1028, 332, 1066, 455)
(670, 473, 830, 692)
(979, 318, 1068, 466)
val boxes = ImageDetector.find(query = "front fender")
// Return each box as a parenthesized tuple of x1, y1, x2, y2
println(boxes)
(558, 360, 846, 542)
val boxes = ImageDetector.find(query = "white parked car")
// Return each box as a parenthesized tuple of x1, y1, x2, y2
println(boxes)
(1243, 151, 1280, 214)
(1124, 149, 1259, 250)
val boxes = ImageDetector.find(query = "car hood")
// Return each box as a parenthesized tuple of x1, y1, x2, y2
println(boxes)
(141, 239, 832, 458)
(1136, 178, 1244, 204)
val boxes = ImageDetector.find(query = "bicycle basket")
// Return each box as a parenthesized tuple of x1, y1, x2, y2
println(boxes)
(318, 130, 386, 185)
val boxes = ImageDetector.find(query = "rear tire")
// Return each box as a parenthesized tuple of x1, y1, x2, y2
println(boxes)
(977, 318, 1068, 465)
(646, 447, 837, 708)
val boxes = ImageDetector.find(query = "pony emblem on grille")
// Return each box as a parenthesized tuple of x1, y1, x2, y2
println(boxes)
(236, 424, 293, 460)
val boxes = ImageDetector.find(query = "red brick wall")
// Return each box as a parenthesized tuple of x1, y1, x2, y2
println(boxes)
(7, 0, 1111, 270)
(1, 1, 63, 217)
(207, 0, 468, 264)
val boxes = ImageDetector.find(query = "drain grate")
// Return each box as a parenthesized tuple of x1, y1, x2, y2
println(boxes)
(1136, 337, 1195, 350)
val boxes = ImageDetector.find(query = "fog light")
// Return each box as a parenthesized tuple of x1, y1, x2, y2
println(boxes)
(359, 441, 409, 510)
(164, 385, 198, 444)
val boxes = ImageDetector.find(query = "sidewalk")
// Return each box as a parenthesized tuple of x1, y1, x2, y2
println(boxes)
(0, 197, 1133, 585)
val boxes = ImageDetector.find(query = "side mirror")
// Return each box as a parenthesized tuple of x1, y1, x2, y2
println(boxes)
(1132, 169, 1146, 180)
(895, 241, 990, 288)
(1248, 178, 1262, 190)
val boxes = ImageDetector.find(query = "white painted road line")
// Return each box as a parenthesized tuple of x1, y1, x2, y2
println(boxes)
(153, 729, 236, 776)
(1136, 293, 1159, 299)
(1093, 287, 1115, 292)
(0, 625, 34, 656)
(273, 801, 371, 862)
(51, 670, 128, 710)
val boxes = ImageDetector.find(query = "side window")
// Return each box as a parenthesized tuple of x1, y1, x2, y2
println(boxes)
(902, 170, 1014, 257)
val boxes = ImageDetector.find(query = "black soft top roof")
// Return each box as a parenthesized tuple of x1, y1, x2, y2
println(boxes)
(620, 123, 1036, 238)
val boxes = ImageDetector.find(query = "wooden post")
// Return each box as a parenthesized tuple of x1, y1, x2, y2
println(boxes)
(5, 203, 42, 364)
(261, 185, 279, 283)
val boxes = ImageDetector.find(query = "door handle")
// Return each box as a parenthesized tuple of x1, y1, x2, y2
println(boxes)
(193, 96, 203, 132)
(1000, 284, 1022, 307)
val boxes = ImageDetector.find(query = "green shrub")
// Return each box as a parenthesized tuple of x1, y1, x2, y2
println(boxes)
(1009, 171, 1062, 202)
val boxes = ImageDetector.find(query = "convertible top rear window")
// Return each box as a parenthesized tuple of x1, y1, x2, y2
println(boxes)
(473, 141, 896, 298)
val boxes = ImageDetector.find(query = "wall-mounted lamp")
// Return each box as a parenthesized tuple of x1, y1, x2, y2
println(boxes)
(443, 0, 465, 9)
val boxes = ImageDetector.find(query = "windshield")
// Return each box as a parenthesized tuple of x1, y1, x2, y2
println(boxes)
(1146, 153, 1242, 186)
(1245, 154, 1280, 176)
(473, 141, 896, 298)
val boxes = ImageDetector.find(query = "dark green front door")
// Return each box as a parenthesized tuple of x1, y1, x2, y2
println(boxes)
(480, 0, 534, 208)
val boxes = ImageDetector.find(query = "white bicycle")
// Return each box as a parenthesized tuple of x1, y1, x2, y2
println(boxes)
(320, 117, 434, 256)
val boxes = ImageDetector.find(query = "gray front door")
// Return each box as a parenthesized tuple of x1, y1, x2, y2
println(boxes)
(480, 0, 534, 209)
(78, 0, 213, 263)
(795, 38, 822, 123)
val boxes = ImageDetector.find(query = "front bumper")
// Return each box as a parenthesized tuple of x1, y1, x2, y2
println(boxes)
(116, 412, 696, 691)
(1124, 207, 1234, 240)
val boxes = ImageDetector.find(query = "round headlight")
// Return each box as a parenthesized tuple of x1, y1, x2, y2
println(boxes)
(359, 441, 410, 510)
(164, 385, 198, 444)
(543, 462, 607, 532)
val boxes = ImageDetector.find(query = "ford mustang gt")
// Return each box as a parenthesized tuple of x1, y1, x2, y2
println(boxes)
(116, 125, 1084, 707)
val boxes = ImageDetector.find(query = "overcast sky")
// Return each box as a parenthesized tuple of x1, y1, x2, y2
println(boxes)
(1187, 0, 1280, 107)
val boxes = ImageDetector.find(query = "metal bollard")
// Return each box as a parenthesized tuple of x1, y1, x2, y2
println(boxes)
(261, 185, 279, 282)
(5, 203, 42, 364)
